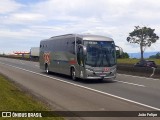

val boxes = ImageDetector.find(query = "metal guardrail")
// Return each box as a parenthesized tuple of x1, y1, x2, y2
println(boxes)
(117, 64, 160, 79)
(0, 55, 39, 62)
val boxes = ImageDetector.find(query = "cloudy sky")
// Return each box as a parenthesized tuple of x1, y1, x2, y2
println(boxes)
(0, 0, 160, 54)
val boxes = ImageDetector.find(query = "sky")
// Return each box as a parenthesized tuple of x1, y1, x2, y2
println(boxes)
(0, 0, 160, 54)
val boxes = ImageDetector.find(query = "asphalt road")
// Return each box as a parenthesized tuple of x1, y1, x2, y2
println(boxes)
(0, 57, 160, 120)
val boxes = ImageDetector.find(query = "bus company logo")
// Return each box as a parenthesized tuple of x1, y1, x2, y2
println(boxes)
(104, 67, 110, 72)
(2, 112, 11, 117)
(43, 52, 50, 64)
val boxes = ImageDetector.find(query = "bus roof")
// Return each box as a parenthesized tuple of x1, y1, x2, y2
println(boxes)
(41, 34, 113, 42)
(80, 34, 113, 41)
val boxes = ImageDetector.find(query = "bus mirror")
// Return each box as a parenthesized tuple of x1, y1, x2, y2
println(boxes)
(115, 45, 123, 57)
(78, 44, 87, 56)
(83, 46, 87, 56)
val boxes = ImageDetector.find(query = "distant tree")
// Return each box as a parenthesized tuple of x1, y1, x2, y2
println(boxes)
(149, 55, 156, 59)
(116, 50, 129, 58)
(127, 26, 159, 60)
(156, 52, 160, 59)
(149, 52, 160, 59)
(122, 52, 129, 58)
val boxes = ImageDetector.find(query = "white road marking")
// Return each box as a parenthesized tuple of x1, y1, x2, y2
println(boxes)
(35, 65, 39, 67)
(20, 61, 25, 64)
(113, 80, 146, 87)
(0, 61, 160, 111)
(118, 73, 160, 81)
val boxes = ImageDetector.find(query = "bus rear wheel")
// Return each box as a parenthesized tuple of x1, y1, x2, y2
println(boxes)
(71, 68, 76, 81)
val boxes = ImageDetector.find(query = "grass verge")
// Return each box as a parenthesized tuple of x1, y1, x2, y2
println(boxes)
(0, 74, 64, 120)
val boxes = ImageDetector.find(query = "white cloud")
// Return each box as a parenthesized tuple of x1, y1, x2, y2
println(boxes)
(1, 13, 46, 25)
(12, 13, 45, 21)
(31, 0, 133, 21)
(0, 0, 23, 14)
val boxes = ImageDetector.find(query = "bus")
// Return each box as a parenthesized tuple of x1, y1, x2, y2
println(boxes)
(39, 34, 122, 81)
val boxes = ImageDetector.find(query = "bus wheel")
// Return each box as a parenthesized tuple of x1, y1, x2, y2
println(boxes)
(71, 68, 76, 81)
(45, 64, 49, 74)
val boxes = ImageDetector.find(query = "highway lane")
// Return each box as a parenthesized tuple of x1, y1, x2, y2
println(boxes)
(0, 57, 160, 120)
(0, 57, 160, 109)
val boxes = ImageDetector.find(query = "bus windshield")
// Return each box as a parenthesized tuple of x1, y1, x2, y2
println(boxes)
(84, 41, 116, 67)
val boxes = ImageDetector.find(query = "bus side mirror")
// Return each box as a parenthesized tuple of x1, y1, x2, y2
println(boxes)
(115, 45, 123, 57)
(83, 46, 87, 56)
(78, 44, 87, 56)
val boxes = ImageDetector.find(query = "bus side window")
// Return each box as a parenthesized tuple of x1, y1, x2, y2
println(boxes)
(76, 39, 82, 44)
(67, 37, 75, 54)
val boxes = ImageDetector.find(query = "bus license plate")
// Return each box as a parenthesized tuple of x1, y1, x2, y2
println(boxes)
(100, 74, 106, 77)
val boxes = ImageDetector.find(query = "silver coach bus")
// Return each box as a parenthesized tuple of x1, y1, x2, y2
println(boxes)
(39, 34, 122, 81)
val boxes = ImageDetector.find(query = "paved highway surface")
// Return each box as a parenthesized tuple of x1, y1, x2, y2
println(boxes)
(0, 57, 160, 120)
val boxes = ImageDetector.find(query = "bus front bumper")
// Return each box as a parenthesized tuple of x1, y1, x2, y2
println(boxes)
(84, 68, 117, 80)
(85, 75, 116, 80)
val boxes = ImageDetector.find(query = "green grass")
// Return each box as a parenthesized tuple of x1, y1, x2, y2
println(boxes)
(117, 58, 139, 64)
(0, 74, 64, 120)
(117, 58, 160, 65)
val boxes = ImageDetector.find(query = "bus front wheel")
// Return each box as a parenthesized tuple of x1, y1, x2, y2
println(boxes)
(45, 64, 49, 74)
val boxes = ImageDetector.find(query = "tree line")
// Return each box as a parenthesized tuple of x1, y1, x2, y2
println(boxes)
(149, 52, 160, 59)
(116, 51, 160, 59)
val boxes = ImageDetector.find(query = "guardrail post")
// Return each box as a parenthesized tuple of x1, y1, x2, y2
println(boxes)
(150, 67, 156, 77)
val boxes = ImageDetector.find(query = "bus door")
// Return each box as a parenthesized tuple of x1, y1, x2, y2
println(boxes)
(77, 45, 85, 78)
